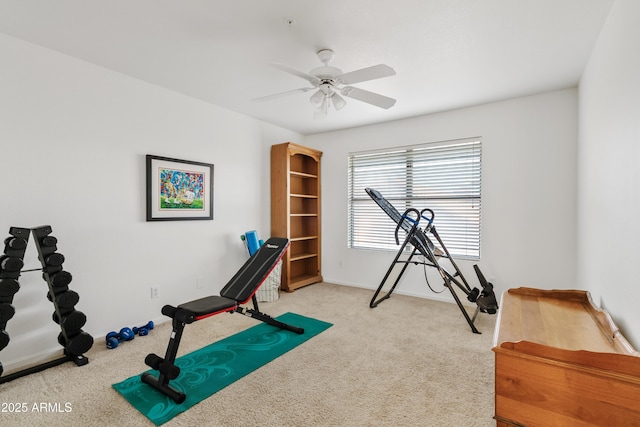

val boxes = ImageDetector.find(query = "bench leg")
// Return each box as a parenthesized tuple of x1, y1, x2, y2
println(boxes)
(141, 314, 188, 403)
(236, 306, 304, 334)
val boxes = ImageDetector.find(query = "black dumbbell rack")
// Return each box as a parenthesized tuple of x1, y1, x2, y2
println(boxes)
(0, 225, 94, 384)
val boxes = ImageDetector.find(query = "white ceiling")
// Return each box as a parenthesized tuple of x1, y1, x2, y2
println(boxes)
(0, 0, 613, 135)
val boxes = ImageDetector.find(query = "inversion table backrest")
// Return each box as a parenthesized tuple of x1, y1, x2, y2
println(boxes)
(365, 188, 414, 233)
(220, 237, 289, 304)
(365, 187, 436, 255)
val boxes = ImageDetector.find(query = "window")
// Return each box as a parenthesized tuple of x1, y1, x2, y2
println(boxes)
(347, 137, 481, 259)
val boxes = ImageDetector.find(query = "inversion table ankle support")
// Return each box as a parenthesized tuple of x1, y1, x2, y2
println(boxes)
(365, 188, 498, 334)
(141, 237, 303, 403)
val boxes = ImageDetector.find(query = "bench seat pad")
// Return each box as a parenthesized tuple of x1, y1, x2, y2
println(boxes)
(178, 296, 237, 318)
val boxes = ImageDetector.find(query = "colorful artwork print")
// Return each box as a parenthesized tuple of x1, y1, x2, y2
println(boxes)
(146, 155, 213, 221)
(159, 168, 205, 210)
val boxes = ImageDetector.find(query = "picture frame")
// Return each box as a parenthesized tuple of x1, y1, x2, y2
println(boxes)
(146, 154, 214, 221)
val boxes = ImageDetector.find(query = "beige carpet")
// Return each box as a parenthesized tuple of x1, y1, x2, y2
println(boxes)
(0, 283, 496, 426)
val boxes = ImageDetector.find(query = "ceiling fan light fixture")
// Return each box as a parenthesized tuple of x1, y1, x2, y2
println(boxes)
(320, 97, 329, 114)
(309, 89, 325, 108)
(331, 92, 346, 110)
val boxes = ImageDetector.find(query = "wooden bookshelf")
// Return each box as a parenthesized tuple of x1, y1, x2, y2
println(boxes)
(271, 142, 323, 292)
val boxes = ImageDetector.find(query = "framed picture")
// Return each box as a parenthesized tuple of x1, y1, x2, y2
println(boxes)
(146, 155, 214, 221)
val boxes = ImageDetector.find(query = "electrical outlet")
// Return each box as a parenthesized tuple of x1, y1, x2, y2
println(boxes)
(196, 277, 204, 289)
(150, 287, 159, 299)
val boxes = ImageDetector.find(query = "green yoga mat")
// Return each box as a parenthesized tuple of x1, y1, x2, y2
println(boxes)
(113, 312, 332, 425)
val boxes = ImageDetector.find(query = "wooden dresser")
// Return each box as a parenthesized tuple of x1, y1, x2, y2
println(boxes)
(493, 287, 640, 426)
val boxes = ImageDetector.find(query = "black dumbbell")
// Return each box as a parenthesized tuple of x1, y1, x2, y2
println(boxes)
(0, 303, 15, 325)
(47, 290, 79, 309)
(31, 226, 57, 257)
(53, 309, 87, 333)
(49, 270, 72, 287)
(59, 330, 93, 356)
(41, 235, 57, 247)
(4, 236, 27, 250)
(0, 256, 24, 272)
(45, 253, 65, 267)
(133, 321, 154, 336)
(3, 228, 29, 258)
(105, 327, 135, 349)
(0, 279, 20, 298)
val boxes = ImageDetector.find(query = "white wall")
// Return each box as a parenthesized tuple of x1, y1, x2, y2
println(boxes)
(0, 33, 301, 370)
(577, 0, 640, 347)
(306, 89, 578, 306)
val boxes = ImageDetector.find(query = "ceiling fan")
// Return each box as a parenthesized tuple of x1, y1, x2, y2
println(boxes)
(253, 49, 396, 115)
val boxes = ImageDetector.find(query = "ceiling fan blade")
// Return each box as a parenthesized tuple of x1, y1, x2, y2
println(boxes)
(337, 64, 396, 85)
(251, 87, 314, 102)
(341, 86, 396, 109)
(271, 63, 320, 86)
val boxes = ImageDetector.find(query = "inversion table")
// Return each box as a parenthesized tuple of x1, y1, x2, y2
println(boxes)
(365, 188, 498, 333)
(141, 237, 303, 403)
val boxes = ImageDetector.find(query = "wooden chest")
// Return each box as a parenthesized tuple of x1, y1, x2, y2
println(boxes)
(493, 287, 640, 426)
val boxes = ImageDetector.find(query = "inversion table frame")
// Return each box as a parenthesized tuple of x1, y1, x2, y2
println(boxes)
(141, 237, 303, 403)
(365, 188, 498, 334)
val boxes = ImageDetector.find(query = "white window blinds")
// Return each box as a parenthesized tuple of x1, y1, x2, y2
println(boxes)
(348, 137, 481, 259)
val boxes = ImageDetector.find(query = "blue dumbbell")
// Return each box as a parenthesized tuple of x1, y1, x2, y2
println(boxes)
(133, 321, 154, 336)
(105, 327, 135, 349)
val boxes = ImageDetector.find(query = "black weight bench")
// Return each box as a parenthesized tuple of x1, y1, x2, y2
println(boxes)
(141, 237, 303, 403)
